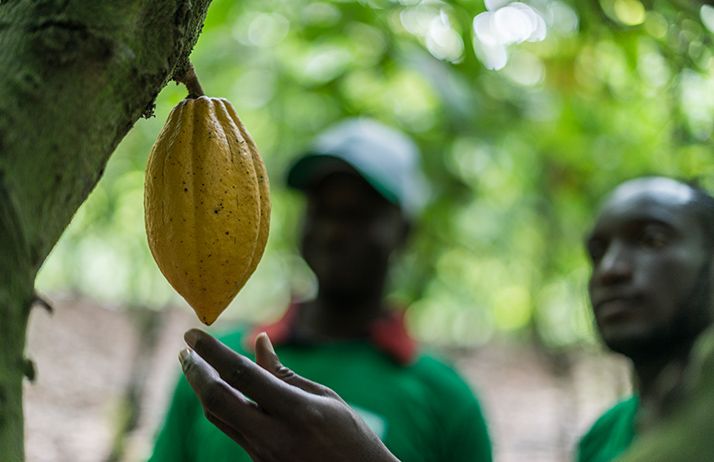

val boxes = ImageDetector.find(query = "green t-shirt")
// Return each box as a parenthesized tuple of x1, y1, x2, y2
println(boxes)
(149, 328, 492, 462)
(615, 327, 714, 462)
(577, 396, 639, 462)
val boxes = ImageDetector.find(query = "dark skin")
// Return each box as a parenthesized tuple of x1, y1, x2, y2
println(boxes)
(586, 177, 714, 427)
(176, 168, 409, 461)
(180, 329, 399, 462)
(180, 176, 714, 460)
(178, 170, 408, 462)
(294, 171, 409, 340)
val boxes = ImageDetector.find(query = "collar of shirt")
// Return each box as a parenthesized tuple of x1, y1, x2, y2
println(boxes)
(246, 302, 418, 365)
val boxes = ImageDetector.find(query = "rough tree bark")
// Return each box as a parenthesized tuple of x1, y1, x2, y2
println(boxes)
(0, 0, 212, 459)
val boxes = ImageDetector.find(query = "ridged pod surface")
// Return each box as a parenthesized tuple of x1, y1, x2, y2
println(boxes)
(144, 96, 270, 325)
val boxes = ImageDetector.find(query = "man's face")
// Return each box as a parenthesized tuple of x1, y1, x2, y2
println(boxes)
(586, 178, 713, 360)
(300, 172, 407, 299)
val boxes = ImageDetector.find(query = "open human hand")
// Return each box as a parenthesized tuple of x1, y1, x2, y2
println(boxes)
(179, 329, 400, 462)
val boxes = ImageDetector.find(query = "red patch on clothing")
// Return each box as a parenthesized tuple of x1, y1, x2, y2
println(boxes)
(246, 303, 417, 365)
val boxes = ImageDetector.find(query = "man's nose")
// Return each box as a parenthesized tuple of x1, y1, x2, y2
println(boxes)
(320, 217, 353, 242)
(595, 242, 633, 286)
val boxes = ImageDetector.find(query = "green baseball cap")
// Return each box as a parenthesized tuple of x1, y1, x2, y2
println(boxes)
(286, 118, 428, 218)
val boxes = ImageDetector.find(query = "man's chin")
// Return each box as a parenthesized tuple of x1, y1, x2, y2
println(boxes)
(321, 284, 370, 301)
(601, 332, 676, 362)
(603, 339, 646, 360)
(600, 328, 656, 358)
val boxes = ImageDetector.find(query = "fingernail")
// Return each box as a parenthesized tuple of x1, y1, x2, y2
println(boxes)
(184, 329, 200, 348)
(257, 332, 275, 354)
(179, 348, 192, 366)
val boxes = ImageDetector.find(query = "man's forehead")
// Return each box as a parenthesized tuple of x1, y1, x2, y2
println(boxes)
(608, 177, 696, 206)
(593, 177, 697, 228)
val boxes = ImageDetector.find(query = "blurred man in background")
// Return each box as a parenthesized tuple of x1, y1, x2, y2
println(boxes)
(577, 177, 714, 461)
(175, 175, 714, 462)
(150, 118, 492, 462)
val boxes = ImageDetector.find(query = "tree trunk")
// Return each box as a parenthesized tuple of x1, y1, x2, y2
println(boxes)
(0, 1, 212, 459)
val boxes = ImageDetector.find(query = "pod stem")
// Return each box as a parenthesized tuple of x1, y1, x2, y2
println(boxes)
(174, 61, 205, 99)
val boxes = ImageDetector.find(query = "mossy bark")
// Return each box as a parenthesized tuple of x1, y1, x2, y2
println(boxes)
(0, 0, 212, 460)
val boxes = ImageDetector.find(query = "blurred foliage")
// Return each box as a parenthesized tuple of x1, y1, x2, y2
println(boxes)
(36, 0, 714, 349)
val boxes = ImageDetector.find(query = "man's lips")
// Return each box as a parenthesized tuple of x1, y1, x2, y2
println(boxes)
(593, 294, 642, 321)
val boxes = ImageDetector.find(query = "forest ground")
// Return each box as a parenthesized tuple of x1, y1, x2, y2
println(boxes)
(23, 294, 630, 462)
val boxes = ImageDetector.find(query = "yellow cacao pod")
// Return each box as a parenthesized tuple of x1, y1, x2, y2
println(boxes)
(144, 96, 270, 325)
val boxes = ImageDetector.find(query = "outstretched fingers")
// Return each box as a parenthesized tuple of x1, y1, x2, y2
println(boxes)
(254, 332, 342, 400)
(180, 348, 267, 433)
(184, 329, 308, 414)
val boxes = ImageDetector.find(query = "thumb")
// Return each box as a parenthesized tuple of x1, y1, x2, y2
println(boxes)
(254, 332, 280, 372)
(254, 333, 335, 397)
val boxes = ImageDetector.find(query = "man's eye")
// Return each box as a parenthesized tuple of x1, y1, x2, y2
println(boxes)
(587, 240, 606, 262)
(640, 229, 669, 248)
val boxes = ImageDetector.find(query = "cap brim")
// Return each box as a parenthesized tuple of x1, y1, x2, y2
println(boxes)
(286, 154, 400, 207)
(285, 154, 355, 191)
(287, 154, 396, 202)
